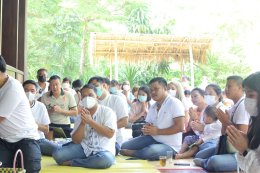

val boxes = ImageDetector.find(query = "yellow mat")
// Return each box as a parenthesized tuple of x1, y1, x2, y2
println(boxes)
(41, 156, 160, 173)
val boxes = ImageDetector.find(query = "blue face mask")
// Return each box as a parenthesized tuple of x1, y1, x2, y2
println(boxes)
(109, 87, 117, 94)
(138, 95, 147, 102)
(96, 86, 103, 97)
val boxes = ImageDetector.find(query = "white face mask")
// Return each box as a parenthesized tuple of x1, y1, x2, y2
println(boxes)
(123, 85, 130, 91)
(204, 95, 216, 106)
(25, 92, 36, 102)
(80, 96, 97, 109)
(62, 83, 70, 90)
(168, 89, 176, 97)
(244, 97, 258, 117)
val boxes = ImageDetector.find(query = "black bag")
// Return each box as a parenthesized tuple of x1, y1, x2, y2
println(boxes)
(216, 134, 228, 154)
(216, 98, 244, 155)
(131, 121, 146, 138)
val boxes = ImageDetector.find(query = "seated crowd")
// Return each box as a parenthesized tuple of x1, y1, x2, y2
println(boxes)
(0, 55, 259, 173)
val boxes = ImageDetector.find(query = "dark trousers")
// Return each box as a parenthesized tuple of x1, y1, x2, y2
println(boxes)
(0, 138, 41, 173)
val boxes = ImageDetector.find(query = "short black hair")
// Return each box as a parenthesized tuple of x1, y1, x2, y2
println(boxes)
(23, 80, 38, 89)
(149, 77, 167, 87)
(191, 87, 205, 97)
(184, 90, 191, 95)
(138, 85, 151, 102)
(37, 68, 47, 75)
(111, 79, 119, 85)
(103, 77, 110, 86)
(72, 79, 83, 89)
(88, 76, 104, 84)
(0, 55, 6, 73)
(81, 84, 97, 94)
(49, 75, 61, 82)
(227, 75, 243, 86)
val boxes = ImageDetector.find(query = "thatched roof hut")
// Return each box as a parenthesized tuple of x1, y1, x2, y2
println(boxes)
(89, 32, 212, 86)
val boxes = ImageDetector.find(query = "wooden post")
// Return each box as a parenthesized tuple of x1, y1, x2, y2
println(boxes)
(189, 45, 194, 88)
(114, 43, 118, 80)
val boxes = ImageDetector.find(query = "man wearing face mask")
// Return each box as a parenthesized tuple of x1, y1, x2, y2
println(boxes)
(109, 79, 126, 99)
(23, 80, 61, 156)
(36, 68, 49, 100)
(88, 76, 128, 155)
(0, 56, 41, 173)
(52, 84, 117, 169)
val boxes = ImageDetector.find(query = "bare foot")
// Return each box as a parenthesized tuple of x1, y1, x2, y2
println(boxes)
(175, 154, 184, 159)
(120, 149, 136, 156)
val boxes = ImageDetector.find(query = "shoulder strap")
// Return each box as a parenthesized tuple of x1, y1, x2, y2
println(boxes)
(231, 98, 244, 123)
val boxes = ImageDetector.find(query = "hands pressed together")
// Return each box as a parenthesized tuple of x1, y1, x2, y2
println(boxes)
(80, 108, 92, 125)
(226, 125, 248, 154)
(141, 123, 158, 135)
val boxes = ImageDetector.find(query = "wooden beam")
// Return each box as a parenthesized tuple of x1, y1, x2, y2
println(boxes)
(2, 0, 19, 68)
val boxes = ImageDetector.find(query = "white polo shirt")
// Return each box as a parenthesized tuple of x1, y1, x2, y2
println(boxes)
(227, 96, 250, 125)
(146, 95, 185, 152)
(72, 105, 117, 156)
(98, 94, 128, 145)
(0, 76, 39, 142)
(31, 100, 50, 139)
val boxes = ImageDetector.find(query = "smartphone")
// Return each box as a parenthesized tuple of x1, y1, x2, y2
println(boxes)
(174, 163, 190, 166)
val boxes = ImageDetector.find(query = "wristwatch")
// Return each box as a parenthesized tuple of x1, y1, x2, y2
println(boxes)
(242, 149, 249, 157)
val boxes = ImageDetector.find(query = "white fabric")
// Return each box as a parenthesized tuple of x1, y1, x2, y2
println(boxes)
(145, 95, 185, 152)
(72, 105, 117, 156)
(236, 145, 260, 173)
(200, 120, 222, 142)
(0, 76, 39, 142)
(31, 101, 50, 139)
(227, 96, 250, 125)
(98, 94, 128, 145)
(197, 102, 225, 136)
(35, 82, 49, 100)
(182, 98, 192, 111)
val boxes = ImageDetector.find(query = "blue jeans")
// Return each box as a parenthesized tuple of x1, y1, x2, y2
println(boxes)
(0, 138, 41, 173)
(195, 139, 218, 158)
(194, 145, 237, 172)
(38, 138, 61, 156)
(52, 142, 115, 169)
(201, 154, 237, 172)
(121, 135, 177, 160)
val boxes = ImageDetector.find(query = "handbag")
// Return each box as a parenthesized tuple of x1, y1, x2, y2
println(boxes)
(131, 120, 146, 138)
(0, 149, 26, 173)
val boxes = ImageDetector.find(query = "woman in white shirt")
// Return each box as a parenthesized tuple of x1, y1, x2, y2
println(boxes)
(226, 71, 260, 173)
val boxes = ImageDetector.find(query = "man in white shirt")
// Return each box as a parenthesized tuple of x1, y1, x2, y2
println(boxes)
(120, 77, 185, 160)
(0, 55, 41, 173)
(88, 76, 128, 155)
(52, 84, 116, 168)
(23, 80, 61, 156)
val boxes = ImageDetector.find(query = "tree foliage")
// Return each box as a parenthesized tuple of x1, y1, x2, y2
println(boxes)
(27, 0, 253, 87)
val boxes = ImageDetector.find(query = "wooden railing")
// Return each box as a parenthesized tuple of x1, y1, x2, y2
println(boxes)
(6, 65, 24, 82)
